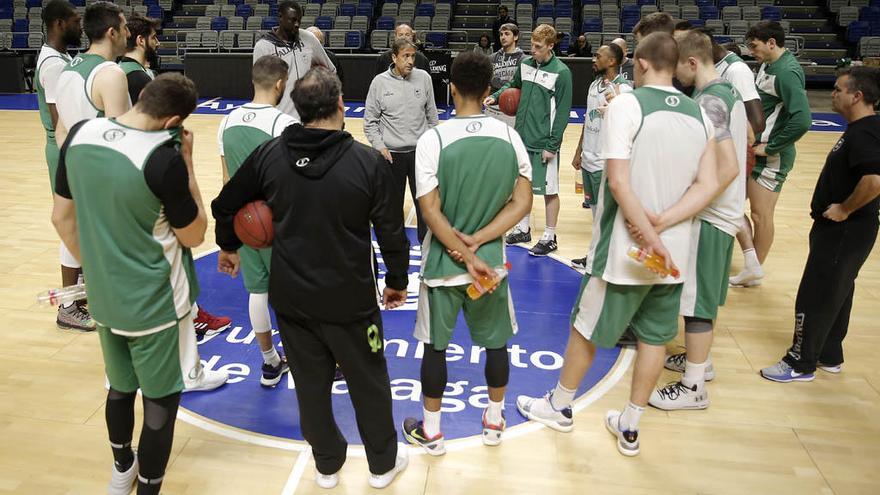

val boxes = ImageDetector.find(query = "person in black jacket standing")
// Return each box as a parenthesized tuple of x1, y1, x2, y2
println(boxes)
(761, 67, 880, 383)
(211, 67, 411, 490)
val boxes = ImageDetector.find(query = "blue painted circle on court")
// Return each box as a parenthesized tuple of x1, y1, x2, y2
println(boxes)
(181, 229, 620, 443)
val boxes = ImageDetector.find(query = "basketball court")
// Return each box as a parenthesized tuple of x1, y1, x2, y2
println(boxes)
(0, 98, 878, 494)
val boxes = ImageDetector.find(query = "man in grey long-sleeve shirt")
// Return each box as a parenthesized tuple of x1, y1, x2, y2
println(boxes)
(364, 38, 439, 243)
(252, 0, 335, 121)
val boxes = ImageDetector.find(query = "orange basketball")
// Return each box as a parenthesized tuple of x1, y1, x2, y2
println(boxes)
(498, 88, 521, 117)
(233, 200, 274, 249)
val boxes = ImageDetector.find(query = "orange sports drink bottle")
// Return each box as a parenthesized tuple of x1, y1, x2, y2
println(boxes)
(575, 181, 584, 194)
(467, 262, 512, 300)
(627, 246, 680, 279)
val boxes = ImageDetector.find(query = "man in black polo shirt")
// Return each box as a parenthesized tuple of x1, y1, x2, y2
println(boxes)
(761, 67, 880, 383)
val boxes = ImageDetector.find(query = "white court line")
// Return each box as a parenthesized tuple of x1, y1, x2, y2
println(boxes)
(280, 448, 312, 495)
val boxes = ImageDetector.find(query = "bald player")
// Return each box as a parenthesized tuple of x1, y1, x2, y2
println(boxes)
(374, 23, 430, 75)
(612, 38, 634, 81)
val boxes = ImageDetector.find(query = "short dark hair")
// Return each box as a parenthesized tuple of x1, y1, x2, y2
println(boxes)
(292, 67, 341, 124)
(137, 73, 198, 120)
(674, 20, 693, 32)
(279, 0, 302, 17)
(42, 0, 76, 28)
(606, 43, 624, 65)
(126, 15, 160, 50)
(746, 20, 785, 47)
(83, 1, 123, 43)
(391, 37, 417, 55)
(633, 12, 674, 38)
(839, 66, 880, 106)
(252, 55, 289, 89)
(500, 22, 519, 38)
(677, 29, 714, 65)
(450, 51, 493, 99)
(724, 42, 742, 56)
(633, 32, 679, 73)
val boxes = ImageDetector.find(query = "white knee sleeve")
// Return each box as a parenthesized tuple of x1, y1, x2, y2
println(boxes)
(59, 241, 81, 269)
(249, 293, 272, 333)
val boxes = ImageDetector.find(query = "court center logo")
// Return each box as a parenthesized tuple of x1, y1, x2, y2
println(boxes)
(181, 229, 623, 445)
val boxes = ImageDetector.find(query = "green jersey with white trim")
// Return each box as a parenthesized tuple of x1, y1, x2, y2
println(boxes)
(61, 118, 199, 335)
(218, 104, 296, 176)
(755, 50, 811, 155)
(587, 86, 714, 285)
(581, 73, 632, 172)
(415, 115, 531, 286)
(36, 45, 71, 139)
(56, 53, 125, 132)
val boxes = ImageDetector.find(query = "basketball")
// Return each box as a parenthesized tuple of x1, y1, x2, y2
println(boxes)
(498, 88, 521, 116)
(233, 200, 274, 249)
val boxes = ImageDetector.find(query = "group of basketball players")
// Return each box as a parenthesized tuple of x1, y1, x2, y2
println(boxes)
(36, 0, 880, 490)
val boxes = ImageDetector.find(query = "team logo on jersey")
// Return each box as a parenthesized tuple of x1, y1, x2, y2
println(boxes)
(102, 129, 126, 142)
(70, 56, 83, 67)
(243, 112, 256, 123)
(180, 230, 624, 445)
(831, 137, 844, 153)
(295, 157, 310, 167)
(665, 95, 681, 107)
(466, 121, 483, 133)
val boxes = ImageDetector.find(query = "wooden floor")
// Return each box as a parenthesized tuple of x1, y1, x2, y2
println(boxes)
(1, 109, 878, 495)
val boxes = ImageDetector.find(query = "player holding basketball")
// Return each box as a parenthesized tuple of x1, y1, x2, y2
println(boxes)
(570, 43, 632, 270)
(35, 0, 89, 331)
(516, 33, 721, 456)
(400, 51, 532, 454)
(485, 22, 525, 127)
(52, 73, 203, 495)
(648, 30, 745, 410)
(730, 21, 811, 287)
(217, 56, 295, 387)
(485, 24, 572, 257)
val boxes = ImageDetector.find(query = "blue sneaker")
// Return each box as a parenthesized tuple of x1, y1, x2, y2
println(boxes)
(260, 356, 289, 387)
(760, 360, 815, 383)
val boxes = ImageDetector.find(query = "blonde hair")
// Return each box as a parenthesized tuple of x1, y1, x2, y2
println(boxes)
(532, 24, 557, 46)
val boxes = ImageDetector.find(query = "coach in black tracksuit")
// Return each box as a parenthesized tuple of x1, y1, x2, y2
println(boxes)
(211, 67, 410, 478)
(761, 67, 880, 382)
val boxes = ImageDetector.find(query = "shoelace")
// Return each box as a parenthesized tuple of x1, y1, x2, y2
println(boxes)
(668, 353, 686, 369)
(75, 307, 93, 324)
(657, 381, 691, 401)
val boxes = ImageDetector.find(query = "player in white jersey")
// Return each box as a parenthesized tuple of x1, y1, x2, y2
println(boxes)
(570, 43, 633, 269)
(649, 30, 746, 410)
(54, 1, 131, 148)
(516, 33, 722, 457)
(217, 56, 296, 387)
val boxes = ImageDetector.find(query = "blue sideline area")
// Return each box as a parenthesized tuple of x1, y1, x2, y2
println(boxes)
(0, 93, 849, 131)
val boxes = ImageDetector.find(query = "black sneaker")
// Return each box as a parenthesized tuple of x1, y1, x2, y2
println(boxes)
(260, 356, 290, 387)
(529, 237, 557, 257)
(505, 228, 531, 245)
(571, 257, 587, 269)
(333, 366, 345, 381)
(402, 417, 446, 456)
(617, 326, 637, 346)
(582, 200, 590, 209)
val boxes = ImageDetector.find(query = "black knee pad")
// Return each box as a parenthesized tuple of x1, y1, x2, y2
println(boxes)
(684, 316, 714, 334)
(484, 347, 509, 389)
(420, 344, 447, 399)
(138, 393, 181, 481)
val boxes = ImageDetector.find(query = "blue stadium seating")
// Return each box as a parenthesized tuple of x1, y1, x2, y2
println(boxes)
(762, 6, 782, 21)
(700, 6, 719, 19)
(12, 19, 27, 32)
(582, 17, 601, 32)
(211, 16, 228, 30)
(262, 16, 278, 29)
(315, 15, 332, 29)
(236, 4, 253, 17)
(376, 15, 394, 30)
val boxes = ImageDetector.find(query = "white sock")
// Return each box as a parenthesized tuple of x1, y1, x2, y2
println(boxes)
(542, 226, 556, 241)
(192, 302, 199, 315)
(423, 407, 441, 438)
(743, 248, 760, 270)
(261, 347, 281, 367)
(681, 360, 707, 388)
(486, 398, 504, 425)
(619, 402, 644, 431)
(550, 381, 576, 410)
(516, 215, 531, 233)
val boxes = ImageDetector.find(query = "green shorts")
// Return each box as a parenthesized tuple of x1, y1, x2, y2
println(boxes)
(529, 150, 559, 196)
(680, 220, 734, 320)
(570, 274, 683, 348)
(751, 146, 796, 193)
(414, 279, 518, 351)
(581, 169, 603, 206)
(98, 319, 187, 398)
(46, 136, 59, 192)
(240, 245, 271, 294)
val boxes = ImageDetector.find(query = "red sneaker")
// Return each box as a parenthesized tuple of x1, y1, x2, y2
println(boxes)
(194, 307, 232, 336)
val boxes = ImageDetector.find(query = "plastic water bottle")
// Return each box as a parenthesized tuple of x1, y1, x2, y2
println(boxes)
(467, 262, 512, 300)
(626, 246, 680, 279)
(36, 283, 87, 306)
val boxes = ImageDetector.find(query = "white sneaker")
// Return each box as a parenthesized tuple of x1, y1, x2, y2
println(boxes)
(481, 409, 506, 446)
(315, 469, 339, 489)
(818, 362, 842, 374)
(729, 266, 764, 287)
(515, 392, 573, 433)
(604, 410, 640, 457)
(368, 443, 409, 489)
(183, 368, 229, 393)
(107, 453, 138, 495)
(664, 353, 715, 381)
(648, 381, 709, 410)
